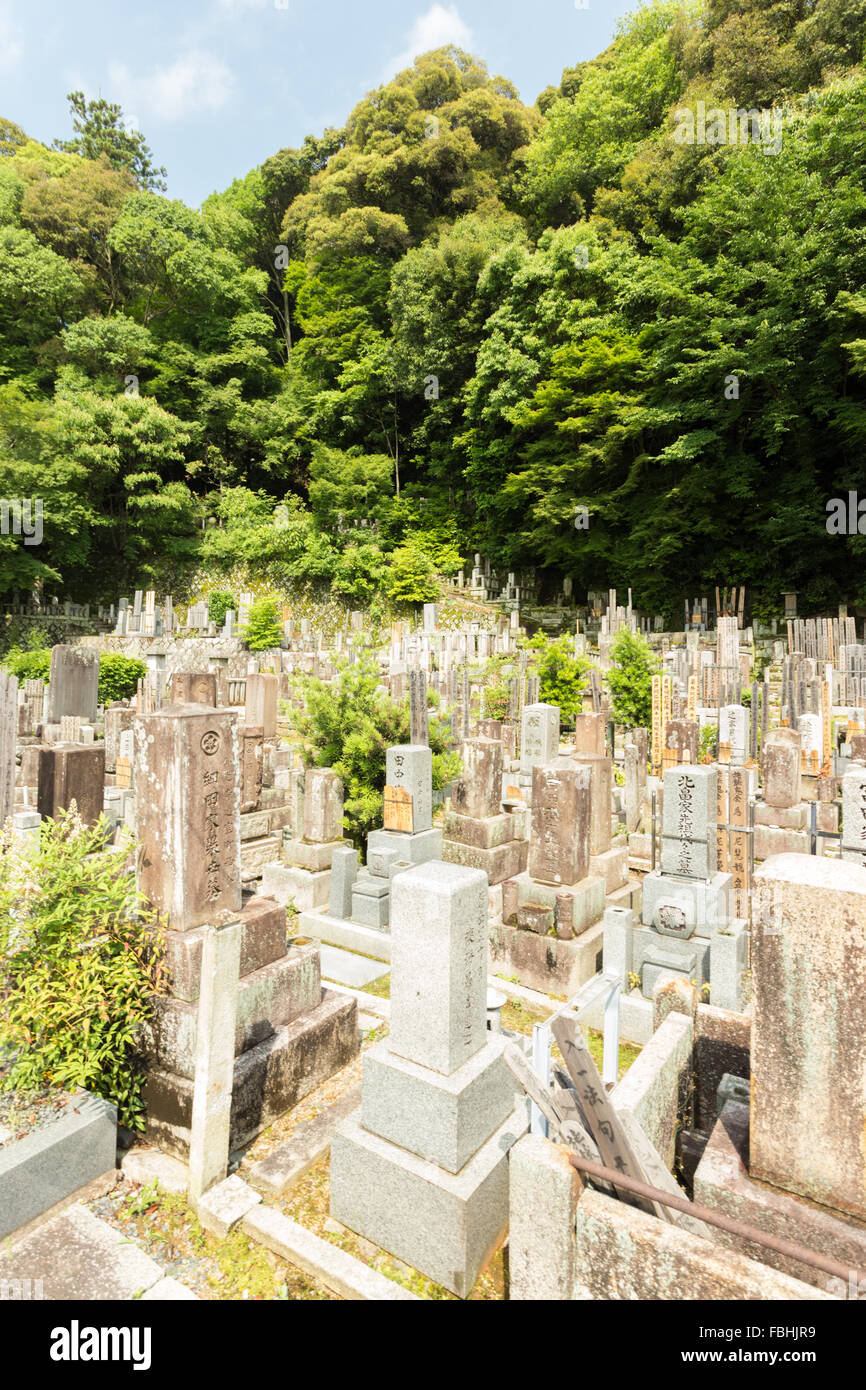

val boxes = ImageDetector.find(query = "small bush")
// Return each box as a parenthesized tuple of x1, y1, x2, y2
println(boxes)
(243, 597, 283, 652)
(98, 653, 147, 704)
(523, 633, 593, 729)
(1, 646, 51, 683)
(607, 628, 659, 729)
(0, 811, 166, 1130)
(207, 590, 236, 626)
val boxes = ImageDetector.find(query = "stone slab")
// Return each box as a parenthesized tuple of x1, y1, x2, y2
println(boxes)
(0, 1091, 117, 1241)
(1, 1202, 164, 1300)
(260, 861, 331, 912)
(242, 1203, 418, 1300)
(247, 1084, 363, 1196)
(330, 1102, 528, 1297)
(296, 909, 391, 960)
(360, 1034, 517, 1173)
(319, 943, 389, 988)
(161, 895, 287, 1002)
(195, 1173, 262, 1238)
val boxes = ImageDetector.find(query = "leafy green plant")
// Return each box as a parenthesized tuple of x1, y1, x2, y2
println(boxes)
(523, 633, 592, 729)
(699, 723, 718, 763)
(207, 590, 236, 626)
(0, 810, 166, 1129)
(98, 653, 147, 704)
(243, 596, 283, 652)
(607, 628, 659, 729)
(1, 646, 51, 683)
(293, 651, 458, 850)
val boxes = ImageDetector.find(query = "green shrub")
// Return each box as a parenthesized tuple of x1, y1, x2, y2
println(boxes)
(243, 597, 283, 651)
(207, 590, 237, 626)
(1, 646, 51, 683)
(0, 811, 166, 1130)
(294, 652, 458, 851)
(607, 628, 660, 729)
(523, 633, 593, 729)
(98, 653, 147, 704)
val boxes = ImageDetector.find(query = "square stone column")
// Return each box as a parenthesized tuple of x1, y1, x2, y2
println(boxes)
(751, 854, 866, 1222)
(135, 704, 242, 931)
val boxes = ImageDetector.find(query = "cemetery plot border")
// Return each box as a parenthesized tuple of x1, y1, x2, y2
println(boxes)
(0, 1090, 117, 1242)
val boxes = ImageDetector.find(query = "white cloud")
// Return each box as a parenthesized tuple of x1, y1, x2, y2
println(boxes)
(215, 0, 270, 11)
(383, 4, 473, 82)
(0, 3, 23, 74)
(107, 51, 235, 122)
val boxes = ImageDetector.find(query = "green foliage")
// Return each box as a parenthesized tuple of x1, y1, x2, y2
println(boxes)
(607, 628, 660, 729)
(207, 590, 237, 626)
(54, 91, 166, 192)
(0, 811, 166, 1130)
(2, 648, 146, 703)
(699, 722, 719, 764)
(524, 633, 592, 729)
(1, 15, 866, 608)
(1, 645, 50, 683)
(243, 596, 283, 651)
(293, 651, 456, 850)
(98, 653, 147, 704)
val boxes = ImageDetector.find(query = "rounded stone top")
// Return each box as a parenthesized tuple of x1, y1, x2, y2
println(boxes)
(754, 853, 866, 893)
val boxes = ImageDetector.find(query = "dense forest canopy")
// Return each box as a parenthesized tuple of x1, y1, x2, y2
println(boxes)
(1, 0, 865, 619)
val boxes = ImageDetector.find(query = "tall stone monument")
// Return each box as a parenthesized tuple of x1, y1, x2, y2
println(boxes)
(330, 861, 527, 1296)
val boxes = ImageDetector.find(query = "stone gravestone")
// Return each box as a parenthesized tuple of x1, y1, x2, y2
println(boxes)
(244, 674, 278, 739)
(47, 645, 99, 724)
(0, 670, 17, 826)
(762, 728, 801, 808)
(528, 760, 590, 888)
(660, 765, 717, 879)
(841, 765, 866, 866)
(408, 668, 429, 747)
(442, 737, 528, 888)
(330, 861, 527, 1296)
(519, 702, 560, 795)
(751, 855, 866, 1222)
(135, 705, 242, 931)
(34, 744, 105, 826)
(171, 672, 218, 707)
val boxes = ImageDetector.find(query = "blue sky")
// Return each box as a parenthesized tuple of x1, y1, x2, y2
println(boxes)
(1, 0, 639, 207)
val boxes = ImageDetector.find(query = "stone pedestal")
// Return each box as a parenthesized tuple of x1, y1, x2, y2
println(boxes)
(34, 743, 105, 826)
(330, 862, 527, 1296)
(751, 855, 866, 1222)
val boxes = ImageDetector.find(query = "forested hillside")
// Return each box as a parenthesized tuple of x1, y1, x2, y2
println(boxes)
(1, 0, 865, 619)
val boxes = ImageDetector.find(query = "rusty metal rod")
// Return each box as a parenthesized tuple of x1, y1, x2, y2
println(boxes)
(567, 1154, 864, 1288)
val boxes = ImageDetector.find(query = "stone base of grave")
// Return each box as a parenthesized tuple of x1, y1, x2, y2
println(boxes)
(641, 869, 732, 934)
(694, 1100, 866, 1292)
(330, 1102, 528, 1297)
(709, 919, 749, 1011)
(143, 942, 322, 1080)
(284, 837, 348, 872)
(366, 827, 442, 864)
(488, 916, 605, 997)
(143, 990, 357, 1159)
(296, 909, 391, 961)
(632, 924, 711, 994)
(503, 870, 605, 937)
(240, 835, 281, 881)
(589, 843, 629, 894)
(360, 1035, 517, 1175)
(441, 835, 528, 885)
(261, 861, 331, 911)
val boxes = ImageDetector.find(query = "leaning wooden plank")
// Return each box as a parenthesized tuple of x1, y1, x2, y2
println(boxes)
(551, 1014, 671, 1222)
(503, 1043, 598, 1160)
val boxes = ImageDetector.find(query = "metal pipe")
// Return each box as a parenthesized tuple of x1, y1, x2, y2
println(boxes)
(567, 1154, 864, 1287)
